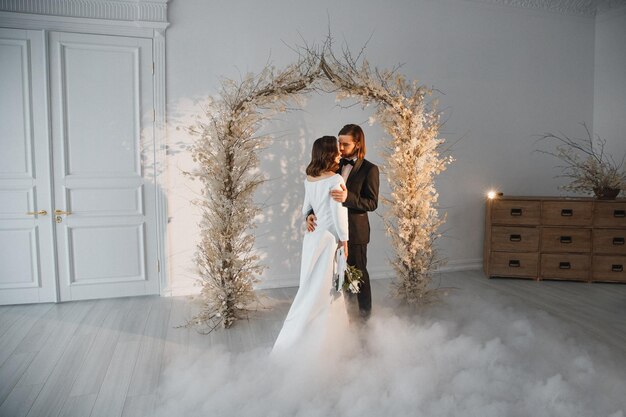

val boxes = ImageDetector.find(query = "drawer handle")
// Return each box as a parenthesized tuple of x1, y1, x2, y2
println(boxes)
(509, 234, 522, 242)
(614, 210, 626, 218)
(561, 209, 573, 217)
(559, 236, 572, 244)
(510, 208, 522, 217)
(612, 237, 625, 245)
(559, 262, 571, 270)
(612, 264, 623, 273)
(508, 260, 521, 268)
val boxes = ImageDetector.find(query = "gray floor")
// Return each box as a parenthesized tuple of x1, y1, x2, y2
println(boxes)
(0, 270, 624, 417)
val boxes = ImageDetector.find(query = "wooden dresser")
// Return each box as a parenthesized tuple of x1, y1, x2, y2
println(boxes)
(484, 196, 626, 282)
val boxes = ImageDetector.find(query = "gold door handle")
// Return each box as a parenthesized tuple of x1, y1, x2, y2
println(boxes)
(26, 210, 48, 216)
(55, 209, 72, 215)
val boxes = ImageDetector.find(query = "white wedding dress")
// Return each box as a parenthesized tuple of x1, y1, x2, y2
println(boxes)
(272, 174, 350, 355)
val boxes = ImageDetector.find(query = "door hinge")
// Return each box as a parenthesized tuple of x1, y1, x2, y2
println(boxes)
(152, 62, 155, 75)
(153, 109, 156, 122)
(157, 259, 161, 272)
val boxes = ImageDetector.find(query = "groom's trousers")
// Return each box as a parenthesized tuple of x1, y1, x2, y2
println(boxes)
(347, 243, 371, 315)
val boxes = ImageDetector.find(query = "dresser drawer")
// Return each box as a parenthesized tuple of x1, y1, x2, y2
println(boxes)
(592, 255, 626, 282)
(541, 201, 592, 226)
(592, 229, 626, 255)
(491, 226, 539, 252)
(489, 252, 538, 278)
(593, 202, 626, 227)
(491, 200, 540, 225)
(540, 254, 590, 281)
(540, 227, 591, 253)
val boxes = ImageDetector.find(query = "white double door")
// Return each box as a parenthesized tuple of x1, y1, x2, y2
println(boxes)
(0, 29, 160, 304)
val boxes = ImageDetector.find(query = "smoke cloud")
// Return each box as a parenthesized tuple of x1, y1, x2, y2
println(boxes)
(156, 285, 625, 417)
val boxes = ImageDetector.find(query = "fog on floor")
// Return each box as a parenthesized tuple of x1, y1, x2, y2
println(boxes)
(156, 283, 626, 417)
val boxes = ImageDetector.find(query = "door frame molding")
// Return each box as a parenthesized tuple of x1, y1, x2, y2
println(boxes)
(0, 0, 169, 26)
(0, 0, 171, 297)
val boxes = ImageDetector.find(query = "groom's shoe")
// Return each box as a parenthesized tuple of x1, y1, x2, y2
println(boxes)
(359, 309, 371, 322)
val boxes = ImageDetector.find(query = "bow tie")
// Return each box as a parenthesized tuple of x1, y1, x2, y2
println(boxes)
(340, 158, 355, 167)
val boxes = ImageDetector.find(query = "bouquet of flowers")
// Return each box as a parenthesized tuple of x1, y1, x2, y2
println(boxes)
(333, 247, 364, 294)
(341, 265, 364, 293)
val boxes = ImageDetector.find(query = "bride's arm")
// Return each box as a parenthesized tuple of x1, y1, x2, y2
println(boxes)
(330, 180, 349, 243)
(301, 183, 313, 217)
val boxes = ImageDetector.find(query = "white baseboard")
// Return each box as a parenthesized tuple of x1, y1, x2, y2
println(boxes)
(163, 258, 484, 295)
(166, 284, 201, 297)
(435, 258, 483, 273)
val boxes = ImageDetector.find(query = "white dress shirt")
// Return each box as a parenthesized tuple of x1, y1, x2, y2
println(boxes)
(341, 157, 357, 182)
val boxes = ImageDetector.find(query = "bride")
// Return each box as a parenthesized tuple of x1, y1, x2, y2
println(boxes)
(272, 136, 350, 355)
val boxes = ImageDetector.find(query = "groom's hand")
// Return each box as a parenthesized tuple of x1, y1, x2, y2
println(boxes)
(330, 184, 347, 203)
(306, 214, 317, 232)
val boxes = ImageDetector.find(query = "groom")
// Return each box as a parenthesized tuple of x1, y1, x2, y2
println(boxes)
(307, 124, 380, 319)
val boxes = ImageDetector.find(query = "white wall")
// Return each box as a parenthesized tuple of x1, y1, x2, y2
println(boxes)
(164, 0, 597, 294)
(593, 6, 626, 158)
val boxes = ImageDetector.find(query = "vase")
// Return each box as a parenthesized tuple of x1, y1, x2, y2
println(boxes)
(593, 187, 621, 200)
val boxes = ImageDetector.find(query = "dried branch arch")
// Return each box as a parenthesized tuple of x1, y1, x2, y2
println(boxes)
(185, 43, 452, 332)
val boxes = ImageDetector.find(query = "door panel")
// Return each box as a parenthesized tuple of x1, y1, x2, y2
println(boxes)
(69, 223, 145, 283)
(0, 228, 41, 287)
(0, 36, 32, 177)
(61, 43, 141, 176)
(0, 28, 56, 304)
(49, 31, 158, 301)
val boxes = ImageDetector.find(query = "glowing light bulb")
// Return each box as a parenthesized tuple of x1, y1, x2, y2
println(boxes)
(487, 191, 497, 199)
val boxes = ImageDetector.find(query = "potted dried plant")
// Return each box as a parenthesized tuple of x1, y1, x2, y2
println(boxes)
(537, 124, 626, 199)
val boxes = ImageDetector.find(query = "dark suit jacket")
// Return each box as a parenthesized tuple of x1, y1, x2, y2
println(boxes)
(341, 158, 379, 244)
(306, 159, 379, 244)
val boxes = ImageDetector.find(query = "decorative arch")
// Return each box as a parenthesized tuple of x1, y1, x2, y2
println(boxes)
(184, 43, 452, 332)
